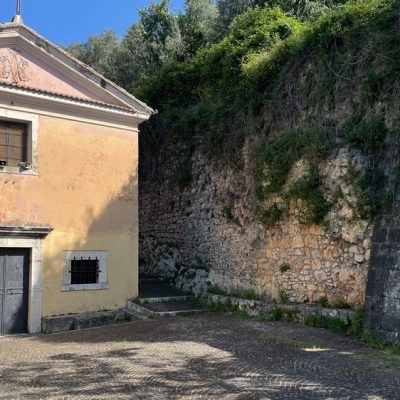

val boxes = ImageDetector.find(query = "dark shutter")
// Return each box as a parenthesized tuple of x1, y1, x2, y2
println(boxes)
(0, 121, 27, 167)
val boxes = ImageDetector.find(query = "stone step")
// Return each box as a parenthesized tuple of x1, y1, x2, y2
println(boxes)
(137, 295, 188, 304)
(139, 276, 166, 283)
(126, 299, 207, 319)
(122, 307, 148, 321)
(139, 279, 185, 299)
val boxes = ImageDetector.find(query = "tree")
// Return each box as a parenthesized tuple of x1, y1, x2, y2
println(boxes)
(117, 0, 185, 88)
(215, 0, 257, 39)
(215, 0, 348, 39)
(66, 0, 347, 90)
(66, 30, 119, 81)
(179, 0, 219, 56)
(272, 0, 348, 20)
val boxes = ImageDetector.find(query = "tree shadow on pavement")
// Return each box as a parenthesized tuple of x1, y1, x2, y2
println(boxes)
(0, 316, 399, 399)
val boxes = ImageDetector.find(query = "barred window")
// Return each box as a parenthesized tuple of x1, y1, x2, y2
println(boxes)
(0, 121, 28, 167)
(62, 251, 108, 291)
(71, 257, 100, 285)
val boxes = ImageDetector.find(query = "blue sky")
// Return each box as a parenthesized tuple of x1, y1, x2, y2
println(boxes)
(0, 1, 185, 46)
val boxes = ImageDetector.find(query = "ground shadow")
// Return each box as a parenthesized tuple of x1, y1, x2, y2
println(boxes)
(1, 315, 399, 399)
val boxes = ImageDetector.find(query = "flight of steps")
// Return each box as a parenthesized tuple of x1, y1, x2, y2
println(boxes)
(126, 277, 207, 319)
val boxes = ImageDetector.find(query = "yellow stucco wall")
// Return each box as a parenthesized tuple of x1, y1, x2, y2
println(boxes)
(0, 115, 139, 316)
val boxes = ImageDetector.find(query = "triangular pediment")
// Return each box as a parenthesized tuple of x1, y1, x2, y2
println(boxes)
(0, 23, 152, 117)
(0, 44, 114, 102)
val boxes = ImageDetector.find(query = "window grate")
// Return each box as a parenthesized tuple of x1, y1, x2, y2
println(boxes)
(70, 257, 99, 285)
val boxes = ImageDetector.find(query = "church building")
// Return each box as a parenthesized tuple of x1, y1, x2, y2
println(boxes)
(0, 8, 152, 334)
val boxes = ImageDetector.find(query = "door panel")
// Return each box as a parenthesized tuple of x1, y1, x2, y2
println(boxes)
(0, 250, 4, 334)
(0, 293, 3, 334)
(0, 248, 29, 335)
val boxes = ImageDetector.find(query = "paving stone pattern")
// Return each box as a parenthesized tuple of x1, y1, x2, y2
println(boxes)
(0, 315, 399, 399)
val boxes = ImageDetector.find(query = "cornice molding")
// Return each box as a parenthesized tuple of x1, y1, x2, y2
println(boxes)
(0, 225, 53, 238)
(0, 85, 145, 131)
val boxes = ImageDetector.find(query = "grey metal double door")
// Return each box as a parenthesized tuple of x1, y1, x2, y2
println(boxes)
(0, 248, 29, 334)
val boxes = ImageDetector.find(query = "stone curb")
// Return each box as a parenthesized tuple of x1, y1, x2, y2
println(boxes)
(42, 309, 136, 334)
(205, 293, 354, 324)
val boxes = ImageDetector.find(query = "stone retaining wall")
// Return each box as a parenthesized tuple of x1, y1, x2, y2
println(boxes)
(140, 150, 372, 307)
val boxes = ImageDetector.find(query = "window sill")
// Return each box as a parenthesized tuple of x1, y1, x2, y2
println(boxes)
(0, 166, 38, 176)
(61, 283, 109, 292)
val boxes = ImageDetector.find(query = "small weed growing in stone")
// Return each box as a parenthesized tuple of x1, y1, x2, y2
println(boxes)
(207, 284, 226, 295)
(223, 205, 235, 221)
(124, 314, 133, 322)
(263, 335, 324, 349)
(331, 299, 351, 309)
(315, 296, 330, 308)
(279, 289, 290, 304)
(230, 288, 262, 301)
(194, 257, 210, 272)
(69, 320, 77, 331)
(185, 270, 197, 280)
(279, 263, 291, 273)
(208, 285, 263, 301)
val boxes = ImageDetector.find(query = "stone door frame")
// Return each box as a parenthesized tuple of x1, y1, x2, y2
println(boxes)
(0, 226, 52, 334)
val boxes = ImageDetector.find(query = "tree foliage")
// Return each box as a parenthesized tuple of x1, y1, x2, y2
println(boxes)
(66, 0, 400, 226)
(66, 0, 345, 87)
(67, 30, 119, 79)
(179, 0, 219, 56)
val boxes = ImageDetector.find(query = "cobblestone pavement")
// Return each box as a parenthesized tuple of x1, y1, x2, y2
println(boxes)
(1, 315, 399, 399)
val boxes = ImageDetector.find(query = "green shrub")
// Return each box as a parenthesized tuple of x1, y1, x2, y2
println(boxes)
(256, 129, 334, 197)
(343, 116, 398, 219)
(270, 307, 298, 322)
(348, 307, 364, 338)
(255, 129, 334, 226)
(137, 7, 301, 163)
(344, 116, 388, 155)
(305, 315, 348, 334)
(288, 169, 332, 225)
(258, 203, 283, 228)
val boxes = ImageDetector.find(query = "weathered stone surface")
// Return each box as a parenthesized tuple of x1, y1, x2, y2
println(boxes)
(140, 150, 372, 308)
(42, 310, 135, 334)
(365, 208, 400, 343)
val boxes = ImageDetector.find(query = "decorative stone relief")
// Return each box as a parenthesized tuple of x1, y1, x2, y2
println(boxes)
(0, 49, 30, 84)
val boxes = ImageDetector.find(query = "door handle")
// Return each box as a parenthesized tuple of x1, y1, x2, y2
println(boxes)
(7, 289, 13, 295)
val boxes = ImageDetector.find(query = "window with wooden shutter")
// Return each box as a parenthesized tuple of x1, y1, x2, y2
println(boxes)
(0, 121, 28, 167)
